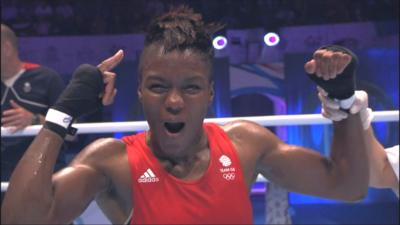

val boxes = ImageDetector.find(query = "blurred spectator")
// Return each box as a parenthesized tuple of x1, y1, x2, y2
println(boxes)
(274, 0, 297, 27)
(54, 0, 74, 34)
(145, 0, 165, 17)
(2, 0, 18, 21)
(35, 18, 51, 35)
(55, 0, 74, 20)
(34, 0, 53, 19)
(0, 0, 398, 36)
(1, 24, 67, 186)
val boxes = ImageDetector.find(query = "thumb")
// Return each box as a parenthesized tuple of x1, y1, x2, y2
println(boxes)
(349, 101, 363, 114)
(350, 91, 368, 114)
(304, 59, 316, 74)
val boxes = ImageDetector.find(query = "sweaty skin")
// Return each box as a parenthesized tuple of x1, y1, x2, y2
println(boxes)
(1, 46, 369, 224)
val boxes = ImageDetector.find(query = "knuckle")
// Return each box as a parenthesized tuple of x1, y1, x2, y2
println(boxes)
(332, 53, 341, 60)
(314, 51, 324, 58)
(321, 54, 331, 62)
(325, 51, 333, 58)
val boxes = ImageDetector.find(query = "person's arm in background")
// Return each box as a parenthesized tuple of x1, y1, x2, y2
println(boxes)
(1, 68, 66, 130)
(382, 145, 399, 196)
(1, 50, 123, 224)
(365, 128, 398, 190)
(318, 84, 399, 195)
(1, 100, 41, 131)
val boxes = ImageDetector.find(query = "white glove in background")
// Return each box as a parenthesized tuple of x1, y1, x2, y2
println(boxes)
(317, 87, 374, 130)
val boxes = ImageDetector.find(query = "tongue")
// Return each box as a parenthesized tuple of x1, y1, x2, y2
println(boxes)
(165, 122, 185, 133)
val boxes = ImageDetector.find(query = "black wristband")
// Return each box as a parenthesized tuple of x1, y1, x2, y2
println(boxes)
(52, 64, 104, 119)
(307, 45, 358, 100)
(43, 121, 67, 138)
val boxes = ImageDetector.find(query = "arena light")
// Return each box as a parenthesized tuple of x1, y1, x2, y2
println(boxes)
(212, 36, 228, 50)
(263, 32, 280, 46)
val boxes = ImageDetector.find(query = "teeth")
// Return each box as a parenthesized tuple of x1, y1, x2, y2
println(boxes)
(164, 122, 185, 133)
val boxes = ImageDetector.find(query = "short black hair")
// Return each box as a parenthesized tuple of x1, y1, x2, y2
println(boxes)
(138, 6, 223, 83)
(144, 5, 223, 60)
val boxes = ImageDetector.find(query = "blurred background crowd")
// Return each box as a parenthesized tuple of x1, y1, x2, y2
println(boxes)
(2, 0, 398, 36)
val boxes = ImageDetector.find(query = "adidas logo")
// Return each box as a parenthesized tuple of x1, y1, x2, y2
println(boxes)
(138, 168, 160, 183)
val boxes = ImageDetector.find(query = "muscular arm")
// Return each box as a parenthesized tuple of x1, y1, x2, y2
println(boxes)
(365, 127, 398, 190)
(1, 51, 124, 224)
(1, 128, 110, 224)
(256, 113, 369, 201)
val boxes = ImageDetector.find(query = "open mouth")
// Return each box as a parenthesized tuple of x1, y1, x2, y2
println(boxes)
(164, 122, 185, 134)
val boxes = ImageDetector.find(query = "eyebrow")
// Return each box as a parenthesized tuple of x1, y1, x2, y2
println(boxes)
(184, 76, 206, 82)
(144, 75, 207, 82)
(145, 75, 166, 82)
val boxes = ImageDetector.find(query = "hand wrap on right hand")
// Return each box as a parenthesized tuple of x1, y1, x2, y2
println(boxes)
(307, 45, 358, 101)
(44, 64, 104, 138)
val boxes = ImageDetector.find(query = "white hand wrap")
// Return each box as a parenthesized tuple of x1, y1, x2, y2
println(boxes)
(359, 107, 374, 130)
(318, 87, 372, 130)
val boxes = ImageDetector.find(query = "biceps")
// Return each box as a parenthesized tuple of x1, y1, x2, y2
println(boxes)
(258, 145, 335, 192)
(49, 166, 109, 223)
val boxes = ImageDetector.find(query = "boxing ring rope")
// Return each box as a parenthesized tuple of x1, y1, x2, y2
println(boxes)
(1, 110, 398, 193)
(2, 111, 398, 137)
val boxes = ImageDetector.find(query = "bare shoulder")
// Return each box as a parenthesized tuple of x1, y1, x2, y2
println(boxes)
(218, 120, 285, 185)
(221, 120, 283, 153)
(70, 138, 126, 168)
(222, 120, 278, 142)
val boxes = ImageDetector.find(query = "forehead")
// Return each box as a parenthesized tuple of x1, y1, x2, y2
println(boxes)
(139, 45, 211, 78)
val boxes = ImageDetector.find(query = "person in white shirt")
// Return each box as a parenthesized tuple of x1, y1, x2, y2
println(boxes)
(315, 87, 399, 197)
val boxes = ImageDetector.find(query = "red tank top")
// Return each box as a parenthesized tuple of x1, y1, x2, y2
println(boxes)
(122, 123, 253, 224)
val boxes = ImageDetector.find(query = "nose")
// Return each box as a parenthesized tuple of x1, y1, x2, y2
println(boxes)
(165, 89, 184, 114)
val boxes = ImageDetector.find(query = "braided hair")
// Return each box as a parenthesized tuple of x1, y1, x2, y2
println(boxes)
(138, 6, 224, 83)
(144, 5, 222, 59)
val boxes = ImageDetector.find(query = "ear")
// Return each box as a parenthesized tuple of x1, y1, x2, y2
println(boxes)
(208, 81, 214, 106)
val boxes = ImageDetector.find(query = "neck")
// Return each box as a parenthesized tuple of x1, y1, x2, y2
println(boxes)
(146, 129, 208, 166)
(2, 59, 23, 81)
(146, 129, 210, 179)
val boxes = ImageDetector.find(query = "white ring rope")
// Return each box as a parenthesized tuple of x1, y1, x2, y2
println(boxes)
(1, 175, 267, 193)
(1, 110, 398, 192)
(2, 183, 8, 193)
(1, 111, 398, 137)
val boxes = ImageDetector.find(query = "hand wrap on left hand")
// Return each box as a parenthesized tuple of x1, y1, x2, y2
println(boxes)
(307, 45, 358, 101)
